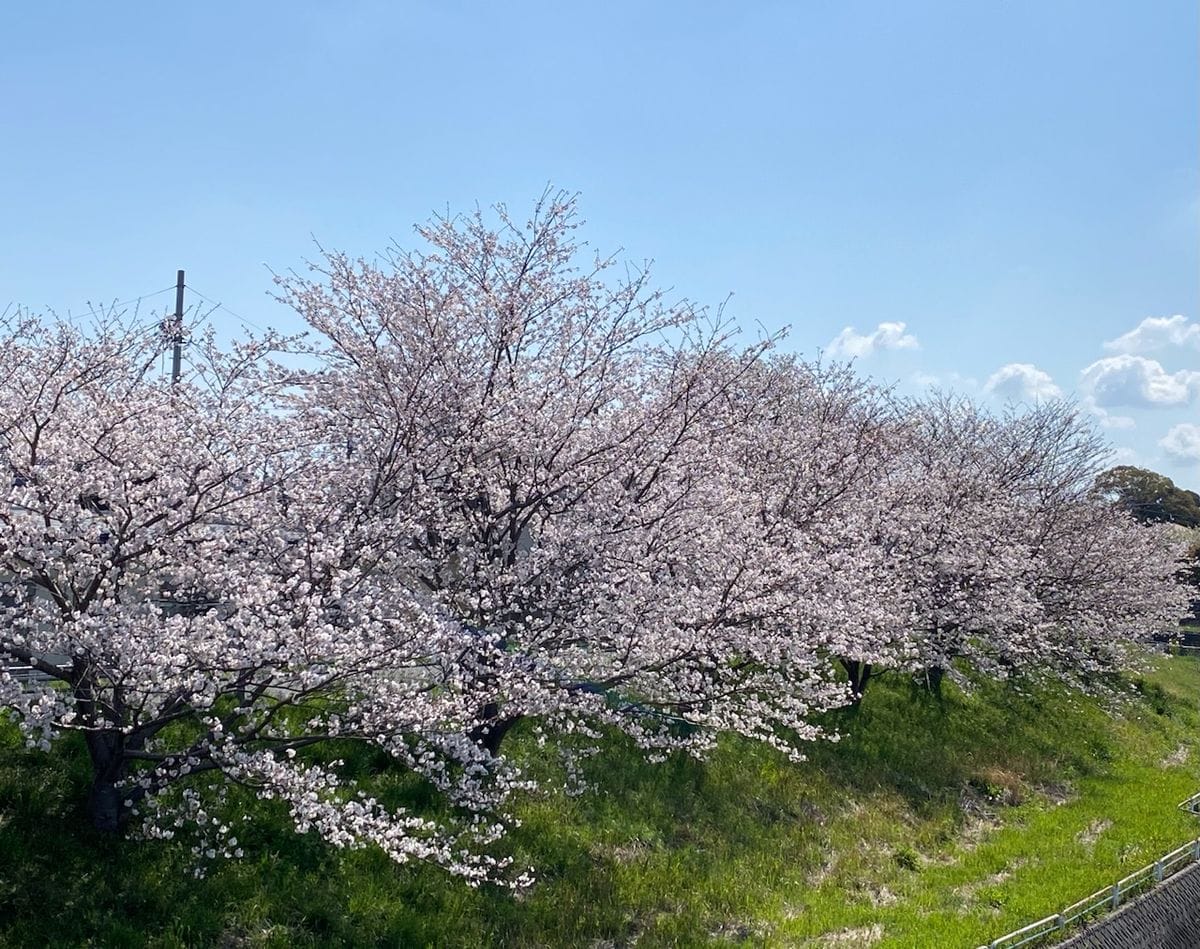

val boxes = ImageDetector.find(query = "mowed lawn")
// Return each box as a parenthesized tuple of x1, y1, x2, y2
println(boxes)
(2, 654, 1198, 948)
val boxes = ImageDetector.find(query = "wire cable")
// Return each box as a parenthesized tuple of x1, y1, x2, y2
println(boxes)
(184, 284, 270, 334)
(57, 285, 178, 324)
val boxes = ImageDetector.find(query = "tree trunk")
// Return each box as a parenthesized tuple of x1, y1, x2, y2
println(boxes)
(84, 731, 126, 832)
(921, 665, 946, 698)
(839, 658, 873, 704)
(469, 702, 522, 756)
(87, 778, 122, 832)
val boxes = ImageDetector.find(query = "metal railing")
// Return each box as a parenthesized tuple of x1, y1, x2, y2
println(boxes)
(2, 657, 72, 686)
(976, 791, 1200, 948)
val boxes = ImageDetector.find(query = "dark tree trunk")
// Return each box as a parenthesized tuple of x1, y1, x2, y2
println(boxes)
(920, 665, 946, 698)
(84, 731, 127, 832)
(88, 778, 122, 832)
(469, 702, 522, 756)
(839, 658, 874, 704)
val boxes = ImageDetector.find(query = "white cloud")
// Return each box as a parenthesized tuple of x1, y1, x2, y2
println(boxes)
(827, 321, 919, 359)
(1103, 315, 1200, 354)
(908, 370, 980, 393)
(1105, 445, 1139, 466)
(1081, 396, 1135, 430)
(1079, 354, 1200, 409)
(1160, 423, 1200, 464)
(983, 363, 1062, 403)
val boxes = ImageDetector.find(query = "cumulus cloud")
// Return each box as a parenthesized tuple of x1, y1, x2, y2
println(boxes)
(983, 363, 1062, 403)
(909, 370, 980, 393)
(827, 321, 919, 359)
(1081, 396, 1135, 430)
(1105, 445, 1139, 466)
(1160, 423, 1200, 464)
(1079, 354, 1200, 409)
(1103, 315, 1200, 354)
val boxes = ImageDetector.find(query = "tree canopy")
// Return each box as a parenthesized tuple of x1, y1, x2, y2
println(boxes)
(1095, 465, 1200, 529)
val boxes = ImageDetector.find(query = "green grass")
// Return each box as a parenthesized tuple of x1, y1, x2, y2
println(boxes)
(2, 656, 1199, 947)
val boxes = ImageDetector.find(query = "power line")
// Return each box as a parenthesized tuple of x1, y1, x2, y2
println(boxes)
(11, 279, 278, 345)
(57, 285, 179, 324)
(184, 284, 270, 334)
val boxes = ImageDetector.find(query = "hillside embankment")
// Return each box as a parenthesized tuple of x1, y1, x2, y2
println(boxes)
(2, 655, 1199, 947)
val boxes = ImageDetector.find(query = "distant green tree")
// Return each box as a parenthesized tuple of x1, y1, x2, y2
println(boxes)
(1094, 466, 1200, 529)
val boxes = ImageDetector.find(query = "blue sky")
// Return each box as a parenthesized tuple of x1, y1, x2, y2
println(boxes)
(2, 2, 1196, 487)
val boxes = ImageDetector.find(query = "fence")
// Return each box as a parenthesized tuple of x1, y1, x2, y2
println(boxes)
(2, 655, 71, 686)
(976, 791, 1200, 949)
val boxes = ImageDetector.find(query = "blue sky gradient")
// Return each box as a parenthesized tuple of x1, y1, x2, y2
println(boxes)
(2, 2, 1196, 484)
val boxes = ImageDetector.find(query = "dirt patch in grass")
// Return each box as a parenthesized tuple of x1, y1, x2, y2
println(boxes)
(1035, 781, 1077, 806)
(814, 923, 885, 946)
(1161, 744, 1190, 768)
(1076, 818, 1113, 850)
(709, 919, 767, 942)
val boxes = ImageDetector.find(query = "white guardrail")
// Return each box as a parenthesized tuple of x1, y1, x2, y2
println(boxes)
(976, 791, 1200, 948)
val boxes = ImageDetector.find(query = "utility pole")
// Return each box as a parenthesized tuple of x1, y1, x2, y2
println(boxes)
(170, 269, 184, 384)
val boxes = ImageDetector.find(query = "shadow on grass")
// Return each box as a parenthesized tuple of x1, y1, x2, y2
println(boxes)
(0, 660, 1193, 947)
(803, 672, 1118, 814)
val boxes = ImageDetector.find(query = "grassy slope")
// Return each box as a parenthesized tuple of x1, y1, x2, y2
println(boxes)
(1, 656, 1198, 948)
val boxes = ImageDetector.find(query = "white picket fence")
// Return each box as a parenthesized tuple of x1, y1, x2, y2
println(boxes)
(976, 791, 1200, 948)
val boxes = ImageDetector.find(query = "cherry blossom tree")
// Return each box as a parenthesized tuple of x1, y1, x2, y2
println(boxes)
(0, 313, 514, 882)
(1002, 405, 1192, 680)
(868, 396, 1189, 694)
(712, 355, 912, 701)
(276, 193, 851, 770)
